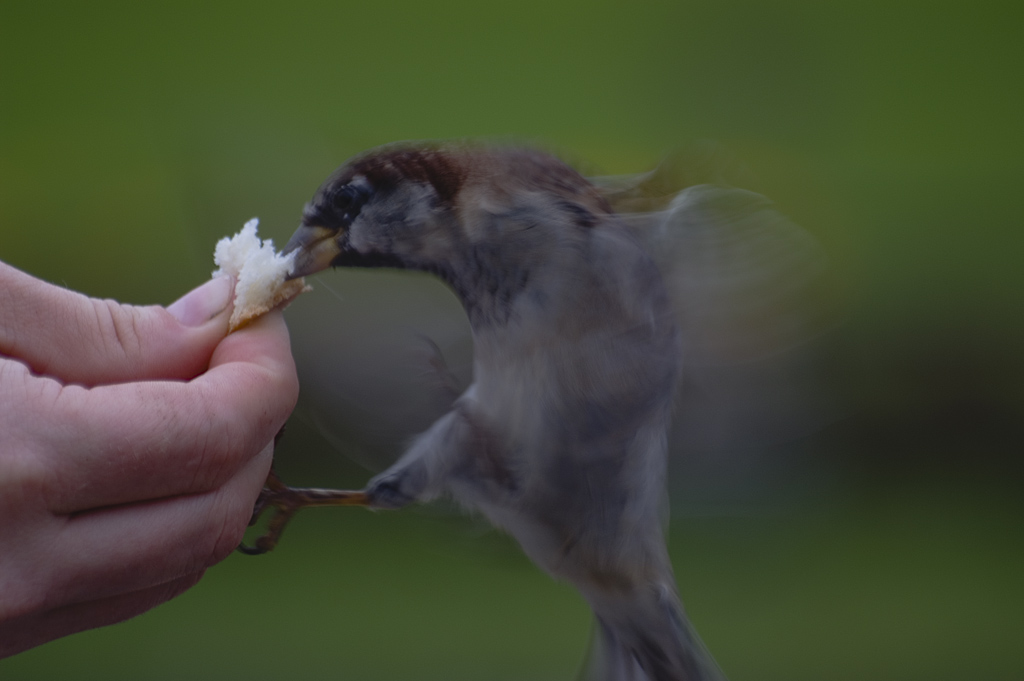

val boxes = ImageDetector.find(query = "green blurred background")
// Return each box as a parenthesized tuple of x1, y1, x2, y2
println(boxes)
(2, 1, 1022, 679)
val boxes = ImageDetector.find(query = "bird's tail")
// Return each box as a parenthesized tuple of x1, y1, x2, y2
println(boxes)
(578, 584, 727, 681)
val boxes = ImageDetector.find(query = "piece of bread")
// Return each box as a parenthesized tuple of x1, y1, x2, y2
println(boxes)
(213, 218, 311, 331)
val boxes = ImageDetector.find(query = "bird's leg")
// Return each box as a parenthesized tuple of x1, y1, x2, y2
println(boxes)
(239, 411, 462, 554)
(237, 469, 370, 555)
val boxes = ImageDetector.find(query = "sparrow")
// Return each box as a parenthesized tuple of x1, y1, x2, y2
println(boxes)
(245, 142, 730, 681)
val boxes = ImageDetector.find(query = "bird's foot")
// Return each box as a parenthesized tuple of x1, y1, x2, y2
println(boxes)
(237, 469, 370, 555)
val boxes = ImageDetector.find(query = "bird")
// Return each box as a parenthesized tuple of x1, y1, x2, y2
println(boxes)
(244, 141, 735, 680)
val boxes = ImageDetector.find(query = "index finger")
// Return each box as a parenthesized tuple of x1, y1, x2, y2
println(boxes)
(15, 311, 299, 515)
(0, 262, 234, 386)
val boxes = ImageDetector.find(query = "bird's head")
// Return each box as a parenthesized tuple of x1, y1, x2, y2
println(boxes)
(283, 143, 471, 279)
(285, 142, 613, 271)
(283, 143, 614, 325)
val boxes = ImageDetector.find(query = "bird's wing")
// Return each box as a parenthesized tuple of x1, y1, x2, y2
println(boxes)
(626, 183, 836, 366)
(595, 174, 844, 496)
(590, 141, 758, 214)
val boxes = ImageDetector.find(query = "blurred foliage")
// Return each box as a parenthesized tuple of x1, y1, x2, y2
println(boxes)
(1, 0, 1022, 679)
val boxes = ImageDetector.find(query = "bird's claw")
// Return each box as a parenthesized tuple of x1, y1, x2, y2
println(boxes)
(237, 469, 370, 555)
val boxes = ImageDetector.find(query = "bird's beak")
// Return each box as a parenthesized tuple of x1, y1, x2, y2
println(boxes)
(282, 225, 343, 279)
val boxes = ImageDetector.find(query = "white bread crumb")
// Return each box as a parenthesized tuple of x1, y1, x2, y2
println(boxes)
(213, 218, 310, 331)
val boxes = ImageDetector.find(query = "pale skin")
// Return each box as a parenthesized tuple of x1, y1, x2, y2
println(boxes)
(0, 261, 299, 657)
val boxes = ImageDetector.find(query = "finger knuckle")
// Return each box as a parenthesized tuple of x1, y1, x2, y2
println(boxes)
(0, 363, 74, 515)
(182, 356, 295, 493)
(183, 401, 247, 492)
(236, 363, 293, 442)
(0, 437, 52, 517)
(87, 298, 147, 368)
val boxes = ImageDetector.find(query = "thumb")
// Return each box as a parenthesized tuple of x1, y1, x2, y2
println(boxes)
(0, 261, 234, 386)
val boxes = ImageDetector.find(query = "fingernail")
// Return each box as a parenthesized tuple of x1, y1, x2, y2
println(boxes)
(167, 276, 234, 327)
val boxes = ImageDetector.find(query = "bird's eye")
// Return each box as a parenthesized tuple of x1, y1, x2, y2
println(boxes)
(328, 180, 373, 224)
(330, 185, 356, 210)
(330, 193, 347, 210)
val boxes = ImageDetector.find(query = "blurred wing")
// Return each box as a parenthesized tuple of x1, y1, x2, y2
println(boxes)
(590, 141, 758, 214)
(634, 184, 834, 365)
(596, 176, 844, 499)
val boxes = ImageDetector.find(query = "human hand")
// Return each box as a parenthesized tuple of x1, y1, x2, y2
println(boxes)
(0, 261, 299, 657)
